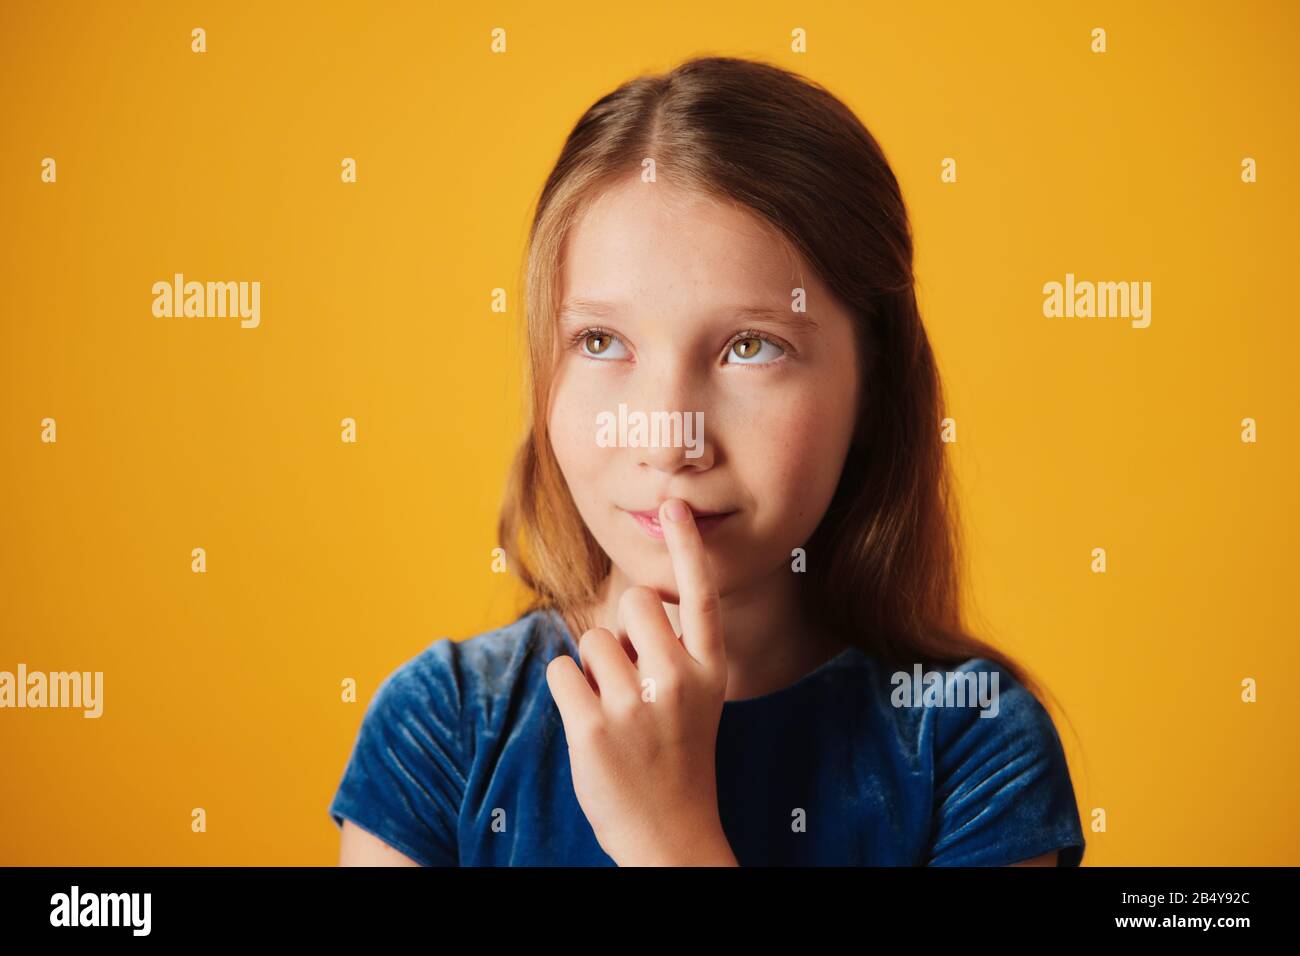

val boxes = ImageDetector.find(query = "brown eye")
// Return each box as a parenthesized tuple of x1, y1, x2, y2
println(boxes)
(725, 332, 786, 365)
(573, 328, 628, 360)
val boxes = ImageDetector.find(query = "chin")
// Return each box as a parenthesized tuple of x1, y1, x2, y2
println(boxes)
(605, 551, 679, 598)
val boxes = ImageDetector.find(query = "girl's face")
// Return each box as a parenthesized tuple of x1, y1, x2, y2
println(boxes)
(547, 175, 861, 607)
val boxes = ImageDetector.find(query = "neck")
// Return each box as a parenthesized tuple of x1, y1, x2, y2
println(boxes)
(568, 563, 847, 702)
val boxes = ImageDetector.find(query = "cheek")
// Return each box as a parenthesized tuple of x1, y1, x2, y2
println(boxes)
(547, 375, 607, 490)
(734, 381, 855, 528)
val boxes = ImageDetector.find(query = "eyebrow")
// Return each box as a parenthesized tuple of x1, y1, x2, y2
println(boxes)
(557, 298, 820, 332)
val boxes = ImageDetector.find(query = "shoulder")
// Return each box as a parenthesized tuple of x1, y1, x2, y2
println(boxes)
(919, 656, 1086, 866)
(329, 607, 573, 863)
(904, 655, 1069, 782)
(367, 607, 572, 734)
(924, 657, 1058, 749)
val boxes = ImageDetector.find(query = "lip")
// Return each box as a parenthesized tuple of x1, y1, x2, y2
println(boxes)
(622, 506, 736, 541)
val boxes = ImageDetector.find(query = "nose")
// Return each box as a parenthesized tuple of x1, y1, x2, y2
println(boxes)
(636, 417, 713, 472)
(630, 362, 714, 473)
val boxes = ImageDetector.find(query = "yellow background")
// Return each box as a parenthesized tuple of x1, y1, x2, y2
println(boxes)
(2, 0, 1296, 865)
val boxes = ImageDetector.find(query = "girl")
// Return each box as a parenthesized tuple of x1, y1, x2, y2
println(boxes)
(329, 55, 1086, 867)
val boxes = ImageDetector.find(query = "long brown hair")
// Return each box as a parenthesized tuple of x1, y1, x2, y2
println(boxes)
(498, 54, 1059, 710)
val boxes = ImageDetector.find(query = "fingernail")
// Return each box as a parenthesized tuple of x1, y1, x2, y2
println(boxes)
(663, 499, 690, 523)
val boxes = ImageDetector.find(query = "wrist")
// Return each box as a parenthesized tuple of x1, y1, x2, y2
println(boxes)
(622, 823, 738, 867)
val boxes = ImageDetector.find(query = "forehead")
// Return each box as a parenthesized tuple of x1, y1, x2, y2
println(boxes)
(559, 177, 807, 310)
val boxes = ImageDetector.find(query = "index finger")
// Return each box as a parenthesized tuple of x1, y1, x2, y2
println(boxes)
(658, 497, 725, 672)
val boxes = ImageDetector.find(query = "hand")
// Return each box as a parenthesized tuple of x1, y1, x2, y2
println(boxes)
(545, 497, 737, 866)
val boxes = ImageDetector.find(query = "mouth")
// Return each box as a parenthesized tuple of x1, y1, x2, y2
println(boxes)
(621, 505, 736, 541)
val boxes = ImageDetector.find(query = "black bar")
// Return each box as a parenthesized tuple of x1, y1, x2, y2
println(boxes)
(0, 866, 1290, 939)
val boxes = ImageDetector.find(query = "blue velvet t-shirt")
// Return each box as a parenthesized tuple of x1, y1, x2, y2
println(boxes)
(329, 607, 1086, 866)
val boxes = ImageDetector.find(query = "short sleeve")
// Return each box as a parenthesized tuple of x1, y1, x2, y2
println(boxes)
(925, 658, 1085, 867)
(328, 638, 469, 866)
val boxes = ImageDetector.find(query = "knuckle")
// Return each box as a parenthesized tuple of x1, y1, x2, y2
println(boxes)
(608, 693, 643, 722)
(569, 717, 602, 747)
(696, 589, 721, 618)
(650, 670, 683, 698)
(619, 585, 657, 612)
(578, 627, 613, 652)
